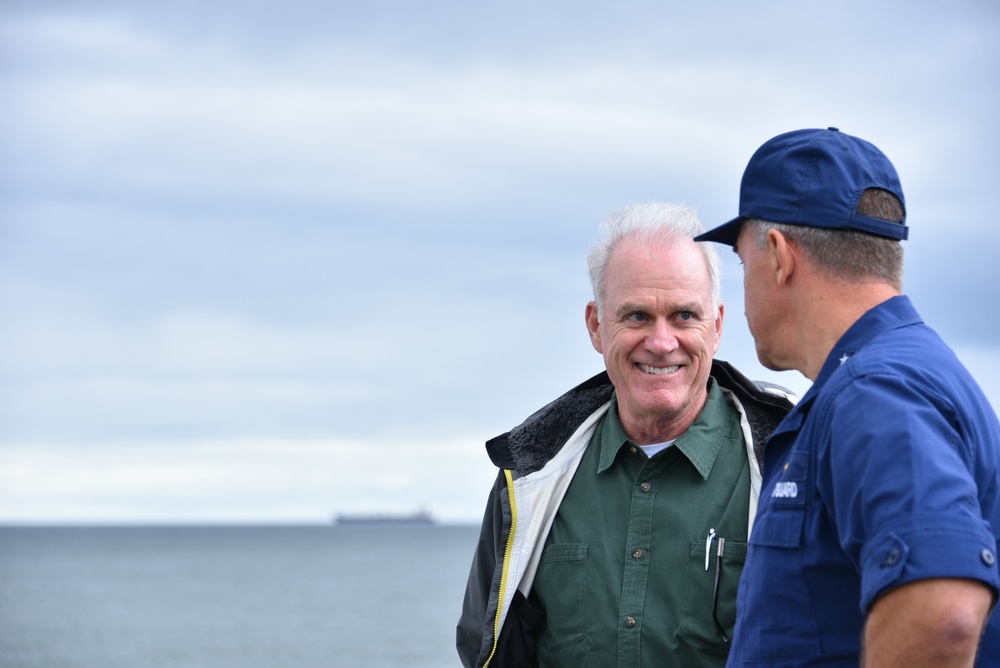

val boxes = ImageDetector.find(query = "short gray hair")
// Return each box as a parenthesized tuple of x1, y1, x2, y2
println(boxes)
(587, 203, 722, 319)
(743, 189, 905, 289)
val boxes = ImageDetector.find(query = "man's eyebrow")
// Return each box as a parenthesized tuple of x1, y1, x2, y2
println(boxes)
(613, 302, 646, 318)
(675, 301, 706, 316)
(615, 300, 705, 318)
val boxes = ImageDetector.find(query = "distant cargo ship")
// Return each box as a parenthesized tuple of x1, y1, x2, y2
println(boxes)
(333, 509, 435, 526)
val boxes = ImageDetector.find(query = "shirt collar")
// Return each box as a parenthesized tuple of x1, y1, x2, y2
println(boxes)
(597, 378, 727, 481)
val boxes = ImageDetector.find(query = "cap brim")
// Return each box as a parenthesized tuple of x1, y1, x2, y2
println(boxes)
(694, 216, 743, 246)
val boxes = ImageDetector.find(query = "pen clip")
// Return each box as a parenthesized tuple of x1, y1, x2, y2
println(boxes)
(705, 528, 716, 571)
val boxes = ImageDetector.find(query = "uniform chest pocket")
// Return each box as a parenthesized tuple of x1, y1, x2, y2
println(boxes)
(751, 505, 805, 548)
(753, 450, 809, 548)
(741, 449, 821, 662)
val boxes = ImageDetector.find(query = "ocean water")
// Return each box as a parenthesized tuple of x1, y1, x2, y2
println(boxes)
(0, 524, 481, 668)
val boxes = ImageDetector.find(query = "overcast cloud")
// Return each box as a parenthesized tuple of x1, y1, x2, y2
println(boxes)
(1, 0, 998, 523)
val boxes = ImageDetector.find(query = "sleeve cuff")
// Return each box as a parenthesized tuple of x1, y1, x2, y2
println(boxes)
(860, 513, 999, 613)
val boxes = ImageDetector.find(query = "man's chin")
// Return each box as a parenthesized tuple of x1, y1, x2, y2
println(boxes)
(756, 348, 791, 373)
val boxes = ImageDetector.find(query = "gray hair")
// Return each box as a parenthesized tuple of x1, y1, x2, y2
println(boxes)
(743, 189, 905, 289)
(587, 203, 722, 320)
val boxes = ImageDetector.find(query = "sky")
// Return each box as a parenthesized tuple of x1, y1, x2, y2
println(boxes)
(1, 0, 998, 524)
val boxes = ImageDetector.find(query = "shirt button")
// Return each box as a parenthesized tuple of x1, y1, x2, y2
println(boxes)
(983, 549, 996, 566)
(883, 549, 900, 566)
(632, 548, 644, 560)
(624, 616, 637, 628)
(639, 482, 651, 493)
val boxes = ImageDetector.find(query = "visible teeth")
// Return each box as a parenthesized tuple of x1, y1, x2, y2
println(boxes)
(638, 363, 679, 375)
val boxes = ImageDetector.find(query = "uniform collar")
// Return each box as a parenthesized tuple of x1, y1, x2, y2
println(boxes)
(807, 295, 922, 398)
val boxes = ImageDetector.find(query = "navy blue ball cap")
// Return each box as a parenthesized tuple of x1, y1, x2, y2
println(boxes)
(696, 127, 908, 246)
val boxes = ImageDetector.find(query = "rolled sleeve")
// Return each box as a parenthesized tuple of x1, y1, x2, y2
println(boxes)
(859, 514, 999, 612)
(823, 374, 1000, 611)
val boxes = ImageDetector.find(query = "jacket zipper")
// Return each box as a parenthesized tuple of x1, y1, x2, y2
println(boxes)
(483, 468, 518, 667)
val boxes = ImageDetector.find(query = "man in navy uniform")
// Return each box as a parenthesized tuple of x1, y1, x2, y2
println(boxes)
(697, 127, 1000, 666)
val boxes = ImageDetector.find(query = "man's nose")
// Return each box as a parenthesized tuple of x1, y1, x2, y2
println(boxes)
(644, 320, 678, 355)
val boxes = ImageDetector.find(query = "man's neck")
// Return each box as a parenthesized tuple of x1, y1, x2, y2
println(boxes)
(619, 390, 708, 445)
(797, 281, 901, 381)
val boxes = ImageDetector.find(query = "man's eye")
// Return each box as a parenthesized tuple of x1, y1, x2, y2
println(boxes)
(627, 312, 647, 322)
(677, 311, 693, 321)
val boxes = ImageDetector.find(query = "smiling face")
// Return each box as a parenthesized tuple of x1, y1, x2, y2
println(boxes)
(586, 234, 723, 444)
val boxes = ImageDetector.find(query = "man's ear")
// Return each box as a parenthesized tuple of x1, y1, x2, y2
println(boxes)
(585, 301, 603, 353)
(768, 229, 796, 286)
(712, 302, 725, 354)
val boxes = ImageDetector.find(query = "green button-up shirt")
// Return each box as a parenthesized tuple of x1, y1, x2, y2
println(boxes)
(529, 378, 749, 668)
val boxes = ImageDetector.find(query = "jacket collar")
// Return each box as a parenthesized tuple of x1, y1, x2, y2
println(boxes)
(487, 359, 794, 475)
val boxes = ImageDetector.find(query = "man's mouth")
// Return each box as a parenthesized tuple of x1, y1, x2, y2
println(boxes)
(637, 363, 680, 375)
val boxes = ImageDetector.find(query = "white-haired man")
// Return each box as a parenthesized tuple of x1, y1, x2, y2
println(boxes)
(457, 203, 795, 667)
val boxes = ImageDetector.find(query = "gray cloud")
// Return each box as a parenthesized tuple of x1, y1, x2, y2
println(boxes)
(1, 0, 998, 521)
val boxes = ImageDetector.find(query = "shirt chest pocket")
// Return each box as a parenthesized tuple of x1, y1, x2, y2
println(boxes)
(531, 543, 588, 658)
(679, 537, 748, 656)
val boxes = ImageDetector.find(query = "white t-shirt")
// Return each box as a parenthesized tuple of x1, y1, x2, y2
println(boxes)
(639, 439, 676, 458)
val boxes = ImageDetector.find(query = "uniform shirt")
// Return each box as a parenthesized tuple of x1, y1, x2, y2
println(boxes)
(530, 378, 750, 668)
(728, 296, 1000, 667)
